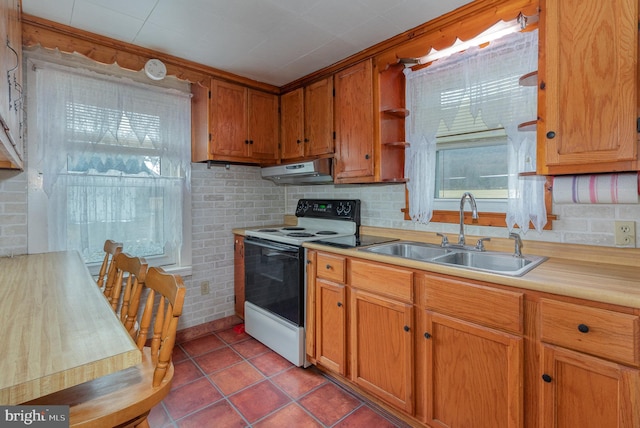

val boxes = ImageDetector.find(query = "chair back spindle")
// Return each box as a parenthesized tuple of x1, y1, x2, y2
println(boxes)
(97, 239, 122, 291)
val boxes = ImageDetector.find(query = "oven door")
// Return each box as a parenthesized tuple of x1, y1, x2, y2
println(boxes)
(244, 237, 304, 326)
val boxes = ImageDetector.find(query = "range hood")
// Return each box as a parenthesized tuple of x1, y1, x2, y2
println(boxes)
(261, 158, 333, 185)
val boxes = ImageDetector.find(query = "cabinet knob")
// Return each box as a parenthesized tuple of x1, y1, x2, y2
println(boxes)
(539, 81, 546, 90)
(296, 139, 302, 144)
(403, 325, 410, 332)
(542, 374, 552, 383)
(546, 131, 556, 139)
(337, 302, 343, 307)
(577, 324, 590, 333)
(424, 332, 432, 339)
(325, 264, 332, 270)
(304, 138, 309, 143)
(245, 139, 250, 145)
(249, 140, 254, 145)
(365, 154, 370, 160)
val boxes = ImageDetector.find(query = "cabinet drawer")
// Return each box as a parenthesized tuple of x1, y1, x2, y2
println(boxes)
(423, 274, 523, 334)
(350, 259, 413, 302)
(540, 299, 640, 366)
(316, 253, 346, 283)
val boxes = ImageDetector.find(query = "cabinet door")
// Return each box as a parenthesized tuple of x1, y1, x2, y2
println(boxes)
(248, 89, 279, 161)
(0, 0, 23, 169)
(280, 88, 304, 159)
(334, 60, 375, 182)
(541, 344, 640, 428)
(423, 311, 523, 428)
(305, 77, 334, 157)
(233, 235, 245, 319)
(315, 278, 346, 375)
(350, 288, 413, 414)
(211, 80, 248, 158)
(538, 0, 638, 174)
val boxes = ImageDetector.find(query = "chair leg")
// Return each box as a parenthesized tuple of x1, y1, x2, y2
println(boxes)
(134, 418, 150, 428)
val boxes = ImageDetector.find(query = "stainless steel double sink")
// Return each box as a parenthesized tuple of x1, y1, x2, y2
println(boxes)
(358, 241, 546, 277)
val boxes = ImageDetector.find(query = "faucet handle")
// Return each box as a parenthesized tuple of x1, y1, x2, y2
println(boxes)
(475, 237, 491, 251)
(436, 233, 449, 247)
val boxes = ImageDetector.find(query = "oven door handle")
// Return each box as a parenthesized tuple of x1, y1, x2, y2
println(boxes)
(245, 238, 300, 255)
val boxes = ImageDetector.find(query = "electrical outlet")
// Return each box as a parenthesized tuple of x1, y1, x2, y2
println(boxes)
(200, 281, 210, 295)
(614, 221, 636, 247)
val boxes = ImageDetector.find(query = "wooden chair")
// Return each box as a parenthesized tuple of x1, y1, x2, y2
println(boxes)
(106, 253, 148, 335)
(27, 267, 186, 427)
(96, 239, 122, 292)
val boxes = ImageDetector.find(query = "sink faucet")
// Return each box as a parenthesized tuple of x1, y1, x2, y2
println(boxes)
(458, 192, 478, 245)
(509, 232, 523, 257)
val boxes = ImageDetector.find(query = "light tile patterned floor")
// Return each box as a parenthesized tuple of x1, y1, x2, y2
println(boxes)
(149, 326, 408, 427)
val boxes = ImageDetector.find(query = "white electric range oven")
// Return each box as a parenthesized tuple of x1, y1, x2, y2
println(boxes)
(243, 199, 361, 366)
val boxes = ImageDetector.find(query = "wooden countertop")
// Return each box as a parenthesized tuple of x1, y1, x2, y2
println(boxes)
(0, 251, 142, 405)
(234, 226, 640, 309)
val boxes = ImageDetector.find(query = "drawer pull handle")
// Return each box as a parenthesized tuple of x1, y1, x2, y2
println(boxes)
(542, 374, 552, 383)
(578, 324, 590, 333)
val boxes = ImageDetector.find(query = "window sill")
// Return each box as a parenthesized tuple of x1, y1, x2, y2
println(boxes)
(163, 265, 192, 278)
(402, 209, 556, 230)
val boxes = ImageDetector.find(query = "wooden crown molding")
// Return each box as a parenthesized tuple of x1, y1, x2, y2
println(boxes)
(21, 13, 280, 94)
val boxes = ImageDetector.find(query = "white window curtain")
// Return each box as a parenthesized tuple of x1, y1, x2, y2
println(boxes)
(33, 64, 191, 264)
(405, 29, 547, 233)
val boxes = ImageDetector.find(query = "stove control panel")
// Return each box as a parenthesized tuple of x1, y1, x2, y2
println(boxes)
(295, 199, 361, 222)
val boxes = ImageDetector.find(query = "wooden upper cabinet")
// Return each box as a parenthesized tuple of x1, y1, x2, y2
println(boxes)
(211, 80, 248, 158)
(537, 0, 639, 174)
(280, 77, 333, 161)
(334, 59, 375, 182)
(0, 0, 23, 170)
(247, 89, 279, 161)
(280, 88, 305, 159)
(305, 77, 334, 157)
(192, 78, 278, 163)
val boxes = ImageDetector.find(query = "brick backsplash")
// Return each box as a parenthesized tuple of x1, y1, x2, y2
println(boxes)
(1, 164, 639, 331)
(0, 170, 28, 257)
(284, 182, 640, 246)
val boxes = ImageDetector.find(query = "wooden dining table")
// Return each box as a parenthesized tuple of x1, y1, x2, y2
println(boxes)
(0, 251, 142, 405)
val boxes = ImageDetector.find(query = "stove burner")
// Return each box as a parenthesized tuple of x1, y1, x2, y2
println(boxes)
(282, 227, 305, 231)
(257, 229, 279, 233)
(287, 232, 315, 238)
(316, 231, 338, 235)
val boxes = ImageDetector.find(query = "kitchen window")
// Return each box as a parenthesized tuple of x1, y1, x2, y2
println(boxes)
(405, 29, 547, 232)
(26, 58, 191, 272)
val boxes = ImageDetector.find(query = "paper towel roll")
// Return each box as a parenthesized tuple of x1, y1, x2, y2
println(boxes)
(553, 173, 639, 204)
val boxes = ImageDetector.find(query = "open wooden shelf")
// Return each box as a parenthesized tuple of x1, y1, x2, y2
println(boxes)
(518, 120, 537, 132)
(382, 108, 410, 118)
(383, 141, 411, 147)
(519, 71, 538, 87)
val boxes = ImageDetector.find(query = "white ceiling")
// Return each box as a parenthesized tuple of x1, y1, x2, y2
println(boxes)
(21, 0, 472, 87)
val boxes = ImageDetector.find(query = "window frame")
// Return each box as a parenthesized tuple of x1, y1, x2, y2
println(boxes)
(25, 57, 192, 276)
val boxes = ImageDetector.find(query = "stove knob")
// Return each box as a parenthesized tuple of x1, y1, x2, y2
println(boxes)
(342, 203, 352, 216)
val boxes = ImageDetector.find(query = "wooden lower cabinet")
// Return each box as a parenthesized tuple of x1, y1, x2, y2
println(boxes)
(306, 251, 640, 427)
(350, 288, 414, 414)
(315, 278, 346, 375)
(422, 311, 523, 428)
(233, 235, 244, 318)
(541, 344, 640, 428)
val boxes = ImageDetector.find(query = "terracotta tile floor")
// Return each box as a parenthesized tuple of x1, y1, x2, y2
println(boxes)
(149, 326, 408, 427)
